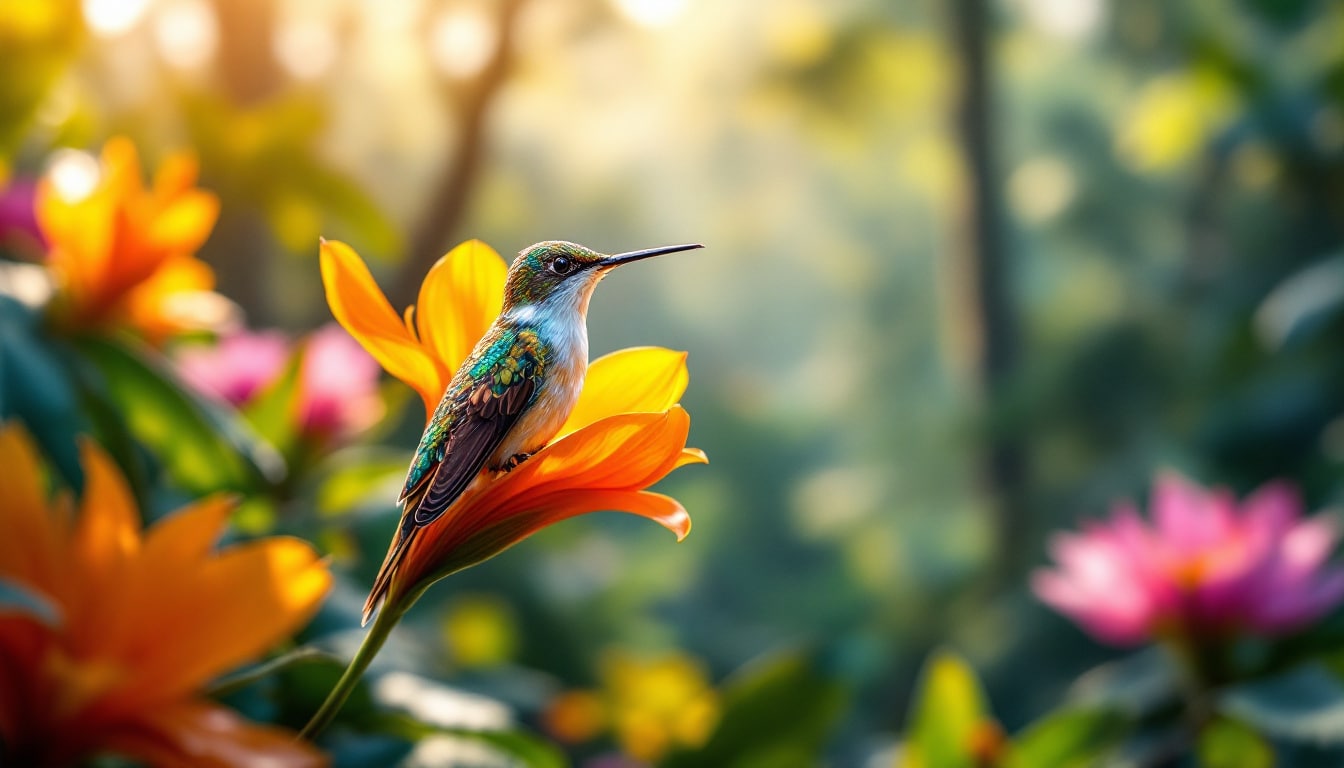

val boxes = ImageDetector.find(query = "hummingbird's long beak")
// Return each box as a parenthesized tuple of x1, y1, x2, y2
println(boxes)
(599, 243, 703, 268)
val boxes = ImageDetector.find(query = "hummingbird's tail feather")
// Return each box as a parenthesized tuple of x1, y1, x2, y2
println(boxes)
(362, 483, 429, 626)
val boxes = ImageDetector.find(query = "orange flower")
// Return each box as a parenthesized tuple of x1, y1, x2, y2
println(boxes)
(0, 425, 331, 767)
(319, 239, 705, 614)
(36, 137, 226, 340)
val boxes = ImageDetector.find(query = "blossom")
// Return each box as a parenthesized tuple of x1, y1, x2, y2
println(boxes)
(1033, 472, 1344, 645)
(0, 424, 331, 766)
(544, 650, 720, 763)
(36, 137, 228, 340)
(176, 329, 290, 407)
(0, 177, 44, 254)
(298, 323, 384, 438)
(318, 239, 704, 619)
(175, 324, 382, 442)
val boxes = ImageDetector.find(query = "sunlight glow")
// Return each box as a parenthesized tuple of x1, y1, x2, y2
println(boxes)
(429, 8, 496, 79)
(273, 18, 339, 82)
(613, 0, 688, 28)
(154, 0, 219, 71)
(83, 0, 151, 36)
(1017, 0, 1103, 42)
(45, 149, 100, 203)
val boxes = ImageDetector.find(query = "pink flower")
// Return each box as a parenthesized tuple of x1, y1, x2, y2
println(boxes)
(175, 324, 382, 443)
(0, 179, 45, 254)
(298, 323, 383, 438)
(1033, 472, 1344, 645)
(176, 330, 289, 407)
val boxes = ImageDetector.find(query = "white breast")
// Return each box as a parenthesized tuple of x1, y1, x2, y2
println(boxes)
(490, 307, 588, 465)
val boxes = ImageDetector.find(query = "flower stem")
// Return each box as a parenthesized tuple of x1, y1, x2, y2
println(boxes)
(299, 597, 411, 740)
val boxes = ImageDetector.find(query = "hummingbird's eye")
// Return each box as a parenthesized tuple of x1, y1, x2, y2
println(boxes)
(549, 256, 574, 276)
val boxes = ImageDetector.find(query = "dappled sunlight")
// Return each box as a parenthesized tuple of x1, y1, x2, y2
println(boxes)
(2, 0, 1344, 764)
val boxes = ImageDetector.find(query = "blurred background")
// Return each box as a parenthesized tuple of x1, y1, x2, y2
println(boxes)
(3, 0, 1344, 765)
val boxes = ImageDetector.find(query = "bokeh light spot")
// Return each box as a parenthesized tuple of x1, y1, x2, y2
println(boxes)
(612, 0, 687, 29)
(83, 0, 151, 36)
(45, 149, 100, 203)
(154, 0, 219, 72)
(429, 7, 496, 79)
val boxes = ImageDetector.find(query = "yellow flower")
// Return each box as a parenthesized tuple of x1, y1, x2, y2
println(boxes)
(544, 650, 719, 762)
(0, 425, 331, 767)
(36, 137, 225, 341)
(319, 239, 705, 620)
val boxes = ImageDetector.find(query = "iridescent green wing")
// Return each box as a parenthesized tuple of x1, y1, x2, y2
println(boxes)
(400, 327, 547, 528)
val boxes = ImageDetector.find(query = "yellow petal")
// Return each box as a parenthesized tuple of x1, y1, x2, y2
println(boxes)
(559, 348, 690, 437)
(416, 239, 507, 378)
(113, 536, 330, 706)
(146, 190, 219, 254)
(104, 699, 328, 768)
(320, 239, 444, 414)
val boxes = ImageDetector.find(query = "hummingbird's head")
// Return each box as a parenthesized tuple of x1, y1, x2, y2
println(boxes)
(501, 240, 702, 317)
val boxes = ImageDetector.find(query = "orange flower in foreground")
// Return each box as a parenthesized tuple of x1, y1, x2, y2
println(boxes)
(319, 239, 705, 614)
(0, 426, 331, 767)
(36, 137, 225, 340)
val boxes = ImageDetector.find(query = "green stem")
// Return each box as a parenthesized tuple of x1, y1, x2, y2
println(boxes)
(298, 597, 411, 740)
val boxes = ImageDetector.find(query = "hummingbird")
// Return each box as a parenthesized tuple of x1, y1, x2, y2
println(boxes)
(364, 240, 703, 622)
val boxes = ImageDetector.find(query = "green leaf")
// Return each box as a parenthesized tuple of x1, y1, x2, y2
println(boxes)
(1006, 708, 1127, 768)
(661, 650, 847, 768)
(206, 646, 338, 699)
(72, 336, 283, 495)
(1198, 717, 1274, 768)
(1068, 647, 1181, 717)
(241, 343, 304, 458)
(904, 649, 990, 768)
(316, 447, 409, 515)
(0, 577, 61, 627)
(1219, 664, 1344, 745)
(0, 296, 86, 487)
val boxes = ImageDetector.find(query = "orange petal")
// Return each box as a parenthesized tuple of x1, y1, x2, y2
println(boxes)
(106, 536, 331, 708)
(398, 490, 690, 593)
(559, 348, 689, 437)
(139, 495, 233, 567)
(152, 150, 201, 200)
(416, 239, 506, 378)
(393, 408, 698, 596)
(103, 699, 327, 768)
(71, 436, 142, 581)
(96, 495, 235, 656)
(489, 408, 694, 514)
(0, 426, 69, 600)
(320, 239, 444, 414)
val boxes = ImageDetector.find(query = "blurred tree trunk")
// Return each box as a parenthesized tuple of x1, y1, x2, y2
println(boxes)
(948, 0, 1027, 579)
(209, 0, 281, 322)
(394, 0, 526, 308)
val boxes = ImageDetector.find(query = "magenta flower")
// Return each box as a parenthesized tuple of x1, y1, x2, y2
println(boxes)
(0, 178, 45, 254)
(298, 323, 383, 438)
(176, 329, 290, 407)
(1033, 472, 1344, 645)
(176, 324, 382, 443)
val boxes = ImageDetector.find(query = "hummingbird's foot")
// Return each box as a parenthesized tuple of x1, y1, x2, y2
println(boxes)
(501, 452, 533, 472)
